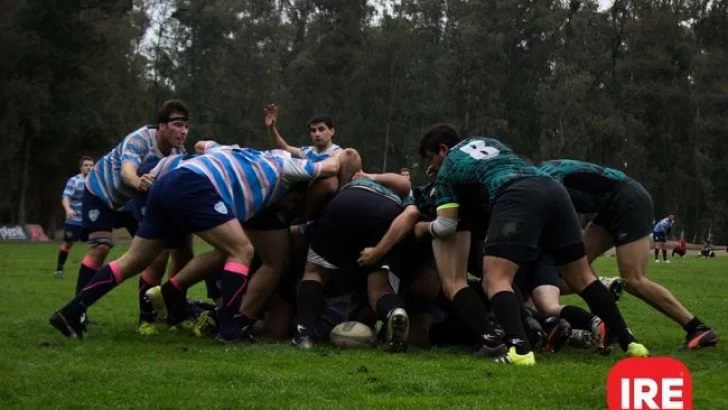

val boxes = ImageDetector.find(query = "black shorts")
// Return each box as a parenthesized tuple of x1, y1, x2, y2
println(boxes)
(483, 177, 585, 266)
(308, 187, 404, 276)
(61, 223, 87, 243)
(653, 232, 667, 243)
(513, 254, 560, 295)
(592, 178, 654, 246)
(242, 206, 290, 231)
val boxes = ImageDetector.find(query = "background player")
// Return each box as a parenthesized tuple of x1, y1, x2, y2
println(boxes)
(55, 156, 94, 279)
(265, 103, 342, 161)
(653, 213, 675, 263)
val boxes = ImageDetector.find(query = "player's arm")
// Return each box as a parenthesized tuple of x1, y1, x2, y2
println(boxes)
(354, 172, 411, 198)
(61, 179, 75, 218)
(195, 140, 219, 153)
(414, 173, 460, 239)
(358, 205, 420, 266)
(120, 134, 152, 192)
(265, 103, 303, 159)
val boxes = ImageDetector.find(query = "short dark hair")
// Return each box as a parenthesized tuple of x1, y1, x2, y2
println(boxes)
(400, 167, 409, 173)
(78, 156, 94, 167)
(307, 114, 335, 130)
(156, 99, 189, 124)
(419, 123, 462, 157)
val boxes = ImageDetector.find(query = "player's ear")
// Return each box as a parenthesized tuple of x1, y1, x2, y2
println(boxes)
(438, 144, 449, 154)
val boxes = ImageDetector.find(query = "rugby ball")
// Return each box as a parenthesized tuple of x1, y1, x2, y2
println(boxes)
(329, 321, 374, 348)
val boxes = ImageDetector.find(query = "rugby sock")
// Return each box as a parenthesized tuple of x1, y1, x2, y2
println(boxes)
(56, 249, 69, 271)
(683, 316, 704, 335)
(75, 256, 100, 296)
(452, 287, 499, 344)
(375, 292, 402, 320)
(65, 262, 124, 315)
(490, 290, 532, 355)
(237, 314, 257, 330)
(579, 280, 635, 351)
(219, 262, 250, 320)
(654, 248, 659, 260)
(205, 276, 222, 302)
(138, 270, 160, 323)
(559, 305, 593, 330)
(662, 249, 668, 261)
(294, 280, 325, 338)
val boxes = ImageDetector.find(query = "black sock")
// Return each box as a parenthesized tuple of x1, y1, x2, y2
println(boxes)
(138, 272, 157, 323)
(654, 248, 659, 260)
(75, 263, 99, 296)
(237, 314, 257, 330)
(219, 263, 250, 321)
(375, 292, 402, 320)
(294, 280, 325, 337)
(452, 287, 498, 344)
(662, 249, 668, 261)
(66, 263, 122, 315)
(205, 276, 222, 300)
(579, 280, 635, 351)
(559, 305, 594, 330)
(682, 316, 703, 335)
(56, 250, 69, 271)
(490, 290, 532, 355)
(512, 286, 529, 321)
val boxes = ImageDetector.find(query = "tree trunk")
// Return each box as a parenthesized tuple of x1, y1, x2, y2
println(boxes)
(17, 136, 32, 225)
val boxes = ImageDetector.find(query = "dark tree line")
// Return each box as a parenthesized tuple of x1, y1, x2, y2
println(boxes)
(1, 0, 727, 242)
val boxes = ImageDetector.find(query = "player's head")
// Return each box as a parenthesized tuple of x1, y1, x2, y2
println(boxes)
(668, 212, 675, 221)
(156, 99, 190, 148)
(307, 114, 335, 149)
(400, 167, 410, 179)
(78, 156, 94, 176)
(419, 123, 462, 174)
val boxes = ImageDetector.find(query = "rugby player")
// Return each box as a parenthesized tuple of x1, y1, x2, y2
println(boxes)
(265, 103, 342, 161)
(417, 124, 648, 365)
(540, 159, 718, 350)
(71, 100, 189, 305)
(55, 156, 94, 279)
(653, 213, 675, 262)
(293, 172, 413, 351)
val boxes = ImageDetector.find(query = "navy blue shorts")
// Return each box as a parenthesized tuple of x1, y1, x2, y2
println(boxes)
(61, 223, 87, 243)
(82, 188, 138, 236)
(136, 168, 235, 243)
(653, 232, 666, 243)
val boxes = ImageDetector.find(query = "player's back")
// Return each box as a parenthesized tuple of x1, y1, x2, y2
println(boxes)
(180, 147, 290, 222)
(341, 178, 413, 208)
(440, 137, 543, 200)
(539, 159, 627, 213)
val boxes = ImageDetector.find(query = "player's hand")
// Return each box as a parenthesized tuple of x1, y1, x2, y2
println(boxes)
(264, 104, 279, 128)
(138, 174, 155, 192)
(65, 209, 76, 220)
(357, 247, 382, 267)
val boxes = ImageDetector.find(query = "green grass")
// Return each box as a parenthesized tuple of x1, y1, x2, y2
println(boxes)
(0, 243, 726, 409)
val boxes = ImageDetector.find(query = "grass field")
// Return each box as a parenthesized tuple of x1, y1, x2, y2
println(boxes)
(0, 243, 726, 409)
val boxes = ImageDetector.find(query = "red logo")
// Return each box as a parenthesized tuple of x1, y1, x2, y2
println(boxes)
(607, 358, 692, 410)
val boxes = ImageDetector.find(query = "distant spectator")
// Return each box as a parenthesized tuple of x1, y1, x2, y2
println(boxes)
(672, 237, 687, 258)
(400, 167, 410, 179)
(698, 234, 716, 258)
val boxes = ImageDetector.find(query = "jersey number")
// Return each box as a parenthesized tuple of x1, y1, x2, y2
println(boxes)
(459, 140, 500, 160)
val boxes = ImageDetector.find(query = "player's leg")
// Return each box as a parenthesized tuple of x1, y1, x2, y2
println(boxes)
(367, 267, 409, 352)
(136, 250, 170, 334)
(75, 188, 116, 298)
(55, 224, 81, 278)
(293, 259, 336, 348)
(237, 211, 293, 334)
(434, 231, 506, 357)
(542, 182, 648, 358)
(49, 235, 167, 339)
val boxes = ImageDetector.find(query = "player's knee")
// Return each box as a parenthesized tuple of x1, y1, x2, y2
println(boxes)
(623, 275, 649, 294)
(88, 236, 114, 258)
